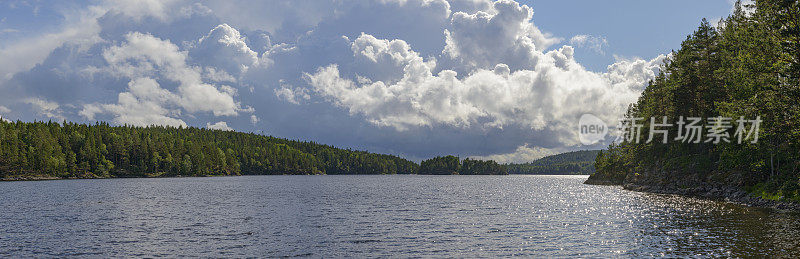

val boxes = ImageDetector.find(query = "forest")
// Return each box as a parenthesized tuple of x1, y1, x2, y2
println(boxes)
(588, 1, 800, 201)
(418, 156, 507, 175)
(506, 150, 599, 175)
(0, 120, 419, 179)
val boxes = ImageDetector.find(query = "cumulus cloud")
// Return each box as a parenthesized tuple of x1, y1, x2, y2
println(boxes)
(0, 6, 103, 83)
(92, 32, 243, 122)
(306, 33, 666, 146)
(203, 67, 236, 82)
(606, 54, 669, 91)
(443, 0, 561, 71)
(274, 84, 310, 105)
(80, 78, 187, 127)
(2, 0, 671, 163)
(25, 98, 65, 120)
(569, 34, 608, 54)
(194, 23, 264, 76)
(349, 33, 434, 83)
(206, 121, 233, 131)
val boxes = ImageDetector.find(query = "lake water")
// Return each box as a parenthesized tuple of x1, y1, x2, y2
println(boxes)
(1, 175, 798, 257)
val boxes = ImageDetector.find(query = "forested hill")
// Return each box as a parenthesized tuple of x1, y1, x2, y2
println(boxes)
(505, 150, 600, 175)
(586, 1, 800, 202)
(0, 120, 418, 179)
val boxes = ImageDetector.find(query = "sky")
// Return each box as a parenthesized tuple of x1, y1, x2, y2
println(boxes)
(0, 0, 740, 163)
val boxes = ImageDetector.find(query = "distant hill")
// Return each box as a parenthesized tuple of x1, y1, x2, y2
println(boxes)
(0, 120, 418, 180)
(505, 150, 601, 175)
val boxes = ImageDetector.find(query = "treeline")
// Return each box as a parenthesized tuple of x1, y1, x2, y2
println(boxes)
(419, 156, 507, 175)
(506, 150, 599, 175)
(589, 1, 800, 201)
(0, 120, 418, 179)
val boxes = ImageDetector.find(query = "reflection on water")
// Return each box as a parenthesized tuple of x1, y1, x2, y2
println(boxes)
(0, 175, 798, 257)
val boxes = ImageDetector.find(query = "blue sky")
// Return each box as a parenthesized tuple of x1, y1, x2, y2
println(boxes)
(0, 0, 742, 162)
(523, 0, 734, 71)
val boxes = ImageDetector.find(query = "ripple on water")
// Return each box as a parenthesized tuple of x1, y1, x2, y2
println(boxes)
(0, 175, 798, 257)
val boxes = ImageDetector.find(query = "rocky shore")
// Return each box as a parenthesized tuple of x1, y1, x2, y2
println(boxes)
(624, 184, 800, 211)
(586, 176, 800, 212)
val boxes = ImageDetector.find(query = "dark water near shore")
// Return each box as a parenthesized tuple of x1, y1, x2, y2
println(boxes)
(1, 175, 798, 257)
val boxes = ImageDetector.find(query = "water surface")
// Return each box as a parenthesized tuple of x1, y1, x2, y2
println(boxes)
(1, 175, 798, 257)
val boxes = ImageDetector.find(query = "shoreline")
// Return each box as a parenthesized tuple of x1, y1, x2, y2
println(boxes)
(0, 174, 318, 182)
(1, 173, 590, 182)
(623, 184, 800, 212)
(585, 178, 800, 212)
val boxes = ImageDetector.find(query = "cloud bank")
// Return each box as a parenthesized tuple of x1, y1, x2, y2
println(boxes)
(0, 0, 668, 163)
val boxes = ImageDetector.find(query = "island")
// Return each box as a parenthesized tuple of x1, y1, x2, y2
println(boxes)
(418, 155, 507, 175)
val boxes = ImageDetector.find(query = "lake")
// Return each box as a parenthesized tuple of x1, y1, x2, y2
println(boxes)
(1, 175, 798, 257)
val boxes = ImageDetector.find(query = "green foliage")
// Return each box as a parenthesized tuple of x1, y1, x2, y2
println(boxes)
(590, 1, 800, 195)
(0, 120, 418, 178)
(460, 158, 507, 175)
(419, 155, 460, 175)
(419, 156, 506, 175)
(506, 150, 600, 175)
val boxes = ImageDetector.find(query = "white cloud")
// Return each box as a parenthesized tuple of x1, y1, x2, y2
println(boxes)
(349, 33, 437, 83)
(448, 0, 493, 13)
(104, 0, 175, 20)
(0, 0, 200, 84)
(206, 121, 233, 131)
(306, 33, 667, 146)
(352, 33, 422, 65)
(201, 0, 334, 35)
(471, 144, 558, 164)
(569, 34, 608, 54)
(443, 0, 561, 71)
(1, 0, 673, 162)
(101, 32, 242, 117)
(194, 24, 264, 76)
(81, 78, 187, 127)
(0, 6, 103, 83)
(78, 104, 103, 120)
(81, 32, 254, 127)
(103, 0, 208, 22)
(274, 84, 310, 105)
(606, 54, 669, 91)
(25, 97, 64, 120)
(0, 105, 10, 122)
(204, 67, 236, 82)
